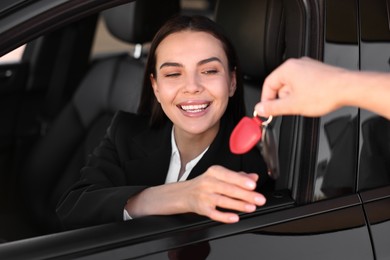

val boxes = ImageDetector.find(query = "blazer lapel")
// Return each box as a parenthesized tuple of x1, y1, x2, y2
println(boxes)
(188, 116, 241, 180)
(124, 122, 173, 185)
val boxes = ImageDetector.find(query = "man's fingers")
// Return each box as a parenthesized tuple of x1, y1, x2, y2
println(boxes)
(246, 173, 259, 182)
(255, 98, 296, 117)
(260, 59, 293, 102)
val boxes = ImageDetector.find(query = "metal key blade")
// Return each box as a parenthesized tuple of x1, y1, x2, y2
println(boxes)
(258, 116, 280, 179)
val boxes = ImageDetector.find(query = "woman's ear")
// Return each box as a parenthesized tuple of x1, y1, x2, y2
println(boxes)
(229, 70, 237, 97)
(150, 73, 161, 103)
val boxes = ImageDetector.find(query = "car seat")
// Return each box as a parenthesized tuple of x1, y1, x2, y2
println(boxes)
(215, 0, 307, 190)
(19, 0, 180, 234)
(215, 0, 287, 115)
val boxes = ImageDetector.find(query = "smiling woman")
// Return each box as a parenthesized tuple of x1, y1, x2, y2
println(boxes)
(151, 31, 234, 140)
(3, 0, 389, 259)
(56, 15, 273, 229)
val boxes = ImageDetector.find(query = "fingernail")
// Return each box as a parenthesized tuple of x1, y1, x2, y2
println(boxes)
(255, 196, 266, 205)
(246, 181, 256, 189)
(229, 215, 239, 222)
(255, 104, 264, 116)
(245, 204, 256, 212)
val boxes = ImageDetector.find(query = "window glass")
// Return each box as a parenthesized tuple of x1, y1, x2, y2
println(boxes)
(358, 0, 390, 191)
(313, 0, 359, 201)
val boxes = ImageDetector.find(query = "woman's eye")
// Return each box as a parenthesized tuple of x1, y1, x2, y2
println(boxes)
(202, 69, 218, 75)
(165, 72, 181, 78)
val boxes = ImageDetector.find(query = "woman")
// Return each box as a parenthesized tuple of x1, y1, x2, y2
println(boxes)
(57, 15, 271, 229)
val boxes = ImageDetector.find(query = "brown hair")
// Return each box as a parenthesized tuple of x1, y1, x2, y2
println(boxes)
(137, 15, 245, 128)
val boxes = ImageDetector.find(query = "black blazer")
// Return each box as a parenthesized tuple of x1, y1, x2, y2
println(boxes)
(57, 111, 269, 229)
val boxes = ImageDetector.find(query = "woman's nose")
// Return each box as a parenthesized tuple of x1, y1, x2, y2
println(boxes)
(184, 74, 203, 93)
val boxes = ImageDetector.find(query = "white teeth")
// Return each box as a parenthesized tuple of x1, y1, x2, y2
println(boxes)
(181, 103, 208, 112)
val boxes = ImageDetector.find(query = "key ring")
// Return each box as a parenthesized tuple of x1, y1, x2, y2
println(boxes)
(229, 112, 278, 179)
(253, 111, 273, 127)
(229, 112, 273, 154)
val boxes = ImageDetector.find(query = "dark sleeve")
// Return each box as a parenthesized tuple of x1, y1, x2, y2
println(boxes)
(56, 112, 147, 229)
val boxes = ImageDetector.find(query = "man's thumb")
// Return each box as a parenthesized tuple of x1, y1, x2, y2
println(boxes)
(255, 100, 287, 117)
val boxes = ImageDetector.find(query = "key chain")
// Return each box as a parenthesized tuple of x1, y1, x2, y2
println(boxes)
(229, 111, 272, 154)
(230, 112, 278, 179)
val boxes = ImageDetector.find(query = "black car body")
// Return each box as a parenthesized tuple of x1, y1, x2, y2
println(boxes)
(0, 0, 390, 259)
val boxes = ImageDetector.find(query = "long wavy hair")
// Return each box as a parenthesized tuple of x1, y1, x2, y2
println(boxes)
(137, 15, 245, 128)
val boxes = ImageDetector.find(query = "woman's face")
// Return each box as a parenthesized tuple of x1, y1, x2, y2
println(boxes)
(151, 30, 236, 138)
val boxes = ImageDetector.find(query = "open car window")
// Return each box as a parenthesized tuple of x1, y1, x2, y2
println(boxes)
(2, 1, 388, 259)
(0, 0, 296, 242)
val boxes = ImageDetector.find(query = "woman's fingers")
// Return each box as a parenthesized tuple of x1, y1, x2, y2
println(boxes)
(210, 179, 266, 206)
(245, 173, 259, 182)
(205, 166, 265, 206)
(205, 194, 260, 223)
(207, 165, 258, 190)
(206, 207, 240, 223)
(214, 193, 257, 212)
(184, 166, 267, 222)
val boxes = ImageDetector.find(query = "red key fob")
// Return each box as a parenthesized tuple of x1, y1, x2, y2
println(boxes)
(229, 116, 263, 154)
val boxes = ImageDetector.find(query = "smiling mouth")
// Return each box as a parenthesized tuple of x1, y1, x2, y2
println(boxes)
(178, 103, 210, 113)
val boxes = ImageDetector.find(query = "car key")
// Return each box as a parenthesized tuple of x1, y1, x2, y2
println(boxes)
(229, 112, 279, 179)
(257, 115, 279, 179)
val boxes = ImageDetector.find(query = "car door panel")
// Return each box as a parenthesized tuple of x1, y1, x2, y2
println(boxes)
(0, 193, 373, 259)
(313, 0, 360, 202)
(132, 194, 372, 260)
(0, 0, 387, 258)
(205, 202, 372, 260)
(358, 1, 390, 259)
(361, 186, 390, 260)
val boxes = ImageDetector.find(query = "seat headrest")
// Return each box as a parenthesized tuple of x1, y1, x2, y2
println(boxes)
(102, 0, 180, 44)
(215, 0, 285, 81)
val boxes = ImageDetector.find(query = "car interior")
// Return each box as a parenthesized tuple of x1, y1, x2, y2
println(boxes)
(19, 0, 181, 235)
(1, 0, 309, 243)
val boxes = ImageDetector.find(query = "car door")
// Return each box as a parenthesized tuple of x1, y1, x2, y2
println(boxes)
(0, 0, 377, 259)
(358, 0, 390, 259)
(119, 1, 374, 259)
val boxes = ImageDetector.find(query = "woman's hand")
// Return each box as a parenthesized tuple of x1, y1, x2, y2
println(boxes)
(125, 165, 266, 223)
(181, 165, 266, 223)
